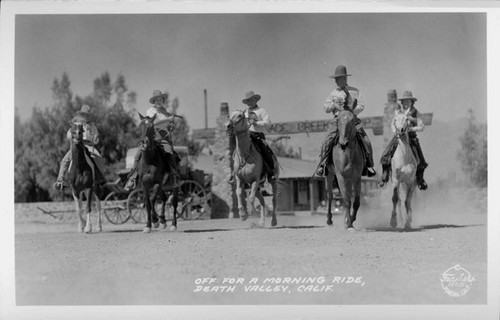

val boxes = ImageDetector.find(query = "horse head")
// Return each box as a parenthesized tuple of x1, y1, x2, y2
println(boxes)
(337, 109, 357, 150)
(138, 112, 157, 149)
(393, 111, 410, 141)
(225, 110, 249, 135)
(70, 122, 85, 145)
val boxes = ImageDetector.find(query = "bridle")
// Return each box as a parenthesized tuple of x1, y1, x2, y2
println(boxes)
(140, 118, 159, 151)
(226, 111, 250, 135)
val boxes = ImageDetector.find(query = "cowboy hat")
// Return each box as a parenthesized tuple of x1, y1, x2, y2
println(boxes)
(399, 90, 418, 102)
(242, 91, 261, 104)
(72, 104, 92, 123)
(329, 65, 352, 79)
(149, 89, 169, 104)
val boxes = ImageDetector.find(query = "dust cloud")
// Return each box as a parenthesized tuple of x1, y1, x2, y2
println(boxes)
(356, 183, 487, 230)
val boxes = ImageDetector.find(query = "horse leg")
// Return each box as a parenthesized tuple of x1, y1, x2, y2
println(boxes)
(95, 193, 102, 232)
(144, 189, 152, 233)
(84, 189, 92, 234)
(404, 184, 414, 230)
(351, 179, 362, 227)
(158, 188, 167, 230)
(169, 188, 178, 232)
(236, 179, 248, 221)
(270, 181, 278, 227)
(325, 171, 334, 226)
(255, 188, 266, 227)
(150, 184, 160, 229)
(73, 192, 85, 233)
(390, 186, 398, 228)
(248, 181, 261, 225)
(344, 181, 353, 229)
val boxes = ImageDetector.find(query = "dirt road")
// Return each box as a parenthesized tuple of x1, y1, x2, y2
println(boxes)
(15, 197, 487, 307)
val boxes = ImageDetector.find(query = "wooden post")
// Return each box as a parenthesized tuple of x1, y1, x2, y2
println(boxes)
(204, 89, 208, 129)
(309, 180, 314, 214)
(211, 102, 236, 218)
(383, 89, 399, 147)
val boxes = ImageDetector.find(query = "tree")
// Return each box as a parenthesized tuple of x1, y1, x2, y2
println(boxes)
(457, 109, 487, 188)
(14, 72, 140, 202)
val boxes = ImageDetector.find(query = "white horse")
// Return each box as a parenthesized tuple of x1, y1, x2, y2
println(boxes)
(390, 111, 418, 229)
(224, 110, 279, 227)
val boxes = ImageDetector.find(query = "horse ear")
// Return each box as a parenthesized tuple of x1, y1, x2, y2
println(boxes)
(138, 112, 145, 120)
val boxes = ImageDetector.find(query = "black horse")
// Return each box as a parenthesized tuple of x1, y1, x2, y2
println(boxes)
(68, 122, 102, 233)
(137, 113, 179, 233)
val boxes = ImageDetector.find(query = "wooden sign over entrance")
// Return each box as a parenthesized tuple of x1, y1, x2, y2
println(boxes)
(193, 113, 433, 142)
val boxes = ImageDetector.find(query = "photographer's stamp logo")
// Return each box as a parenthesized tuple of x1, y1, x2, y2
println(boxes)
(440, 265, 475, 297)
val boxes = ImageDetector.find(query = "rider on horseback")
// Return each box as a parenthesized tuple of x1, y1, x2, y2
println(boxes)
(315, 65, 376, 177)
(228, 91, 278, 185)
(124, 90, 184, 191)
(378, 90, 428, 190)
(54, 105, 107, 190)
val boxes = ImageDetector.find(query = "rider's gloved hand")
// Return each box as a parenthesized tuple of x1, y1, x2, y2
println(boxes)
(54, 181, 64, 190)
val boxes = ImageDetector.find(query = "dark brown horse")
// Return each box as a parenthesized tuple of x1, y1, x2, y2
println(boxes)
(326, 109, 364, 230)
(68, 123, 102, 233)
(137, 113, 179, 233)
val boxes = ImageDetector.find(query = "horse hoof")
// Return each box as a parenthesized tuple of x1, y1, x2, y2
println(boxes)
(143, 227, 151, 233)
(347, 227, 356, 232)
(271, 218, 277, 227)
(169, 225, 177, 232)
(160, 223, 167, 229)
(327, 220, 333, 226)
(240, 214, 249, 221)
(404, 222, 411, 230)
(390, 217, 397, 228)
(153, 222, 160, 229)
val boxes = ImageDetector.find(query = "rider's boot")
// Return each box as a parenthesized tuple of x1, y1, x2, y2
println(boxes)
(314, 160, 327, 177)
(228, 174, 236, 186)
(54, 152, 71, 190)
(378, 164, 391, 187)
(416, 167, 428, 190)
(124, 172, 138, 192)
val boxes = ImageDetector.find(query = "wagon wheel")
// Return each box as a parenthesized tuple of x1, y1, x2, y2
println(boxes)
(103, 191, 129, 225)
(176, 180, 208, 220)
(127, 189, 147, 224)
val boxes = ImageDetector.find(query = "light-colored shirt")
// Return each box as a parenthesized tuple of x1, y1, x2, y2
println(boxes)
(146, 106, 175, 132)
(244, 106, 271, 134)
(324, 85, 365, 116)
(392, 107, 425, 133)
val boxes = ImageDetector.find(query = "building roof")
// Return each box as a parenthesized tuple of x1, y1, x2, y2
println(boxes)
(190, 153, 318, 179)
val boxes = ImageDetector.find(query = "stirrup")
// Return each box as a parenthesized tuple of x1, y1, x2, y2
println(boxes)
(315, 166, 326, 177)
(124, 178, 136, 192)
(366, 167, 376, 177)
(418, 181, 428, 190)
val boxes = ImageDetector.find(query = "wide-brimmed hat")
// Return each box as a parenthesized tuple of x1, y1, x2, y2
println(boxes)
(242, 91, 261, 104)
(149, 89, 169, 104)
(72, 105, 92, 123)
(329, 65, 352, 79)
(399, 90, 418, 102)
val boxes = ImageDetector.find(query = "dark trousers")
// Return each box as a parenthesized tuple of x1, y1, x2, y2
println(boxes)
(249, 132, 276, 176)
(319, 117, 374, 168)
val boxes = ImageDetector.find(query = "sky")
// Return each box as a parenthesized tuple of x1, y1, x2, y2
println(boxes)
(14, 11, 487, 130)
